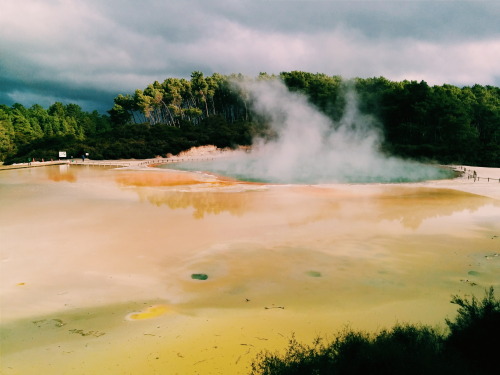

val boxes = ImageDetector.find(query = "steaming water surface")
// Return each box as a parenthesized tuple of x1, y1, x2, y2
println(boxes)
(163, 155, 455, 183)
(162, 79, 455, 184)
(183, 79, 457, 185)
(1, 165, 499, 374)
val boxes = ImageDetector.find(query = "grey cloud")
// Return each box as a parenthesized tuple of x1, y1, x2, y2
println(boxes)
(94, 1, 500, 44)
(0, 0, 499, 112)
(0, 74, 117, 113)
(181, 1, 500, 41)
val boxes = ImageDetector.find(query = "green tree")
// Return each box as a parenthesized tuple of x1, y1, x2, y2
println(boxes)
(0, 109, 15, 160)
(280, 71, 343, 120)
(48, 102, 66, 117)
(467, 85, 500, 166)
(11, 105, 41, 146)
(445, 287, 500, 374)
(425, 85, 478, 162)
(191, 71, 209, 117)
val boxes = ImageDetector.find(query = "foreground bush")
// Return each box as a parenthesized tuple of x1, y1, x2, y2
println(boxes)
(250, 287, 499, 375)
(445, 287, 500, 375)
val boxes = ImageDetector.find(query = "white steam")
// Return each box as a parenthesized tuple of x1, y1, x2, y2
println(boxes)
(176, 79, 452, 183)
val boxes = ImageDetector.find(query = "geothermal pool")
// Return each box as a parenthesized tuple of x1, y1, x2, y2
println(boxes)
(1, 164, 499, 374)
(163, 153, 456, 184)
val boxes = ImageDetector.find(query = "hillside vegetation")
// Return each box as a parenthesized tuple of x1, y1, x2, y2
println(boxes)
(1, 72, 498, 166)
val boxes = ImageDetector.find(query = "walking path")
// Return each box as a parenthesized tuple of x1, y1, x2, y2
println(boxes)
(0, 155, 227, 171)
(0, 160, 68, 170)
(0, 145, 234, 171)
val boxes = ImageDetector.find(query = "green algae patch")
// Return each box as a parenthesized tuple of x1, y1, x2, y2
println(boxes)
(191, 273, 208, 280)
(306, 271, 322, 277)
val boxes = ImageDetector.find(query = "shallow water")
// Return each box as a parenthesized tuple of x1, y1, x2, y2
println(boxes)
(162, 155, 456, 183)
(1, 165, 499, 374)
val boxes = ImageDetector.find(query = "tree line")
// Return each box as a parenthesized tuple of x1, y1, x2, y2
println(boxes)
(0, 102, 112, 162)
(1, 71, 498, 166)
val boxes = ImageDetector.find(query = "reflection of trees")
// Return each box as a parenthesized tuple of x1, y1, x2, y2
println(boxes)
(116, 171, 498, 226)
(115, 171, 205, 187)
(374, 187, 499, 229)
(138, 185, 497, 224)
(287, 186, 498, 230)
(116, 171, 257, 218)
(45, 165, 76, 182)
(135, 190, 254, 219)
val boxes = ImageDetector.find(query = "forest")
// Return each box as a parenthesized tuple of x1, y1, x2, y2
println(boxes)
(1, 71, 499, 166)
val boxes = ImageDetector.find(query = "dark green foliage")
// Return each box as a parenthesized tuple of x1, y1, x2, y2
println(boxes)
(197, 115, 251, 148)
(4, 134, 83, 164)
(251, 327, 447, 375)
(251, 335, 336, 375)
(2, 72, 499, 166)
(90, 123, 196, 159)
(251, 288, 500, 375)
(445, 287, 500, 375)
(1, 103, 111, 163)
(380, 81, 498, 166)
(280, 71, 343, 121)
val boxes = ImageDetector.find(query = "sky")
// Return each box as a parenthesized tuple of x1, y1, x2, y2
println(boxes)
(1, 0, 499, 113)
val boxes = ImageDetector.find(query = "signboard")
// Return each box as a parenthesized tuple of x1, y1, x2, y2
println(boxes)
(59, 151, 67, 158)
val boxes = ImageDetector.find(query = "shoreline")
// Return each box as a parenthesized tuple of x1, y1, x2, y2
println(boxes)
(418, 165, 500, 200)
(2, 147, 499, 200)
(1, 157, 499, 374)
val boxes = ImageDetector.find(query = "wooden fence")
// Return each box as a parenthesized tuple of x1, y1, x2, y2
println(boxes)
(458, 167, 500, 183)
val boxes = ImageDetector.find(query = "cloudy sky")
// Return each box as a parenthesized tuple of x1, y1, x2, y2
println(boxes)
(1, 0, 499, 112)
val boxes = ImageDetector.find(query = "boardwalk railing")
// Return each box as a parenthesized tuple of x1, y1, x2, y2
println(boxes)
(457, 167, 500, 183)
(73, 156, 221, 168)
(135, 156, 223, 166)
(71, 160, 132, 167)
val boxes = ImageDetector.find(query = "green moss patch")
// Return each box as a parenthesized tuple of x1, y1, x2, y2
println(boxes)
(191, 273, 208, 280)
(306, 271, 322, 277)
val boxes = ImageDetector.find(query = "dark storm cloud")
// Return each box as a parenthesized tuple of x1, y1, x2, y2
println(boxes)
(202, 1, 500, 42)
(0, 74, 117, 113)
(0, 0, 499, 112)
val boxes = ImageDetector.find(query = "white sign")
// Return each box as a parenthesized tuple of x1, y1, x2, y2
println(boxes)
(59, 151, 67, 158)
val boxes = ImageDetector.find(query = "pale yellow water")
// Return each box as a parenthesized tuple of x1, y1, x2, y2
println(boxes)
(1, 165, 499, 374)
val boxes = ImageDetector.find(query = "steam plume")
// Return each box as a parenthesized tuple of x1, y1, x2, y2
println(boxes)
(177, 79, 452, 183)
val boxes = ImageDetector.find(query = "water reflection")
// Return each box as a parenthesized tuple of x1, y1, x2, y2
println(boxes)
(1, 165, 499, 375)
(45, 164, 77, 182)
(369, 187, 499, 229)
(115, 171, 207, 187)
(135, 190, 256, 218)
(115, 170, 262, 218)
(115, 171, 499, 226)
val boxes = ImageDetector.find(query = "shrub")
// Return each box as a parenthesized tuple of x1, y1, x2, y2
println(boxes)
(250, 287, 500, 375)
(445, 287, 500, 374)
